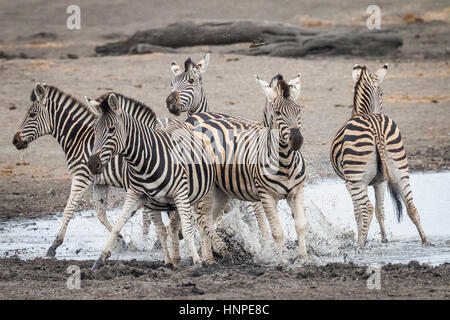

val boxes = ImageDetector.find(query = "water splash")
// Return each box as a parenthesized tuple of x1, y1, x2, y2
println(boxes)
(0, 172, 449, 266)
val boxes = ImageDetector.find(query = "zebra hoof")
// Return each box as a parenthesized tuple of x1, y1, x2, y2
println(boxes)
(422, 240, 434, 247)
(91, 258, 105, 270)
(220, 254, 233, 266)
(202, 258, 217, 266)
(381, 238, 388, 243)
(46, 247, 57, 257)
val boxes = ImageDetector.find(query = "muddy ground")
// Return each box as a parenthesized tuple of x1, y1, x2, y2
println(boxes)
(0, 0, 449, 299)
(0, 258, 448, 299)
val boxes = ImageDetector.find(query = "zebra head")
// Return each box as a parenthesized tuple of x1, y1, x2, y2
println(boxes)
(256, 74, 303, 151)
(13, 82, 52, 150)
(166, 54, 210, 116)
(352, 64, 388, 116)
(85, 93, 125, 175)
(263, 74, 301, 127)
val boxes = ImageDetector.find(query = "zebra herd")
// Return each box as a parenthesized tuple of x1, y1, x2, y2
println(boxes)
(12, 54, 429, 270)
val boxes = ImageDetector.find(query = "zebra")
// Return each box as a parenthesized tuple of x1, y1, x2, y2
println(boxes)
(330, 64, 428, 247)
(12, 83, 174, 264)
(166, 55, 284, 243)
(185, 74, 308, 260)
(85, 92, 229, 269)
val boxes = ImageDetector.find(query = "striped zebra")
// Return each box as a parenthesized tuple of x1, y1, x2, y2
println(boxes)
(85, 92, 229, 269)
(330, 64, 428, 247)
(186, 74, 308, 259)
(12, 83, 174, 264)
(166, 55, 278, 243)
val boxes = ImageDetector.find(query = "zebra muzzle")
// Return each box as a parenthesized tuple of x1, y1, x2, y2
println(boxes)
(166, 92, 181, 116)
(87, 153, 103, 175)
(290, 128, 303, 151)
(12, 131, 28, 150)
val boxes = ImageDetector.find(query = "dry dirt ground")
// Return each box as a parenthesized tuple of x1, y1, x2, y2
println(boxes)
(0, 0, 449, 300)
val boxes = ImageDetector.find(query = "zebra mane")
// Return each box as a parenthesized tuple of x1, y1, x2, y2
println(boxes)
(277, 79, 290, 99)
(352, 66, 382, 115)
(269, 74, 283, 87)
(99, 92, 157, 126)
(33, 84, 95, 115)
(30, 89, 37, 102)
(184, 58, 196, 71)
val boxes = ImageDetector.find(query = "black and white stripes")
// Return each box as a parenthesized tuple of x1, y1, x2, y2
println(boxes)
(12, 84, 176, 263)
(86, 92, 228, 269)
(187, 74, 308, 259)
(330, 64, 427, 246)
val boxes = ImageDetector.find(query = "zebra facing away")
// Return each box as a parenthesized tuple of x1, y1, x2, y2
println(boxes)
(85, 92, 229, 269)
(330, 64, 428, 247)
(186, 75, 308, 260)
(12, 83, 169, 260)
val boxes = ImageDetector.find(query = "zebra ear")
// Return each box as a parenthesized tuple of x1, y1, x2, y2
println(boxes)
(107, 94, 120, 113)
(84, 96, 101, 117)
(255, 75, 277, 102)
(195, 53, 210, 74)
(373, 64, 388, 85)
(171, 61, 182, 76)
(34, 83, 47, 103)
(288, 73, 301, 100)
(352, 65, 362, 82)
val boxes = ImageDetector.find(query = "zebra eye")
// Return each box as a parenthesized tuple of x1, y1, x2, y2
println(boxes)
(188, 77, 194, 84)
(29, 112, 37, 118)
(108, 127, 116, 134)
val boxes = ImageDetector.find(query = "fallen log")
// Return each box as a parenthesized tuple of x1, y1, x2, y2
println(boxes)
(95, 20, 402, 57)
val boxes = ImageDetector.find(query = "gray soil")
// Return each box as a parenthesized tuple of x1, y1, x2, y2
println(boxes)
(0, 0, 449, 299)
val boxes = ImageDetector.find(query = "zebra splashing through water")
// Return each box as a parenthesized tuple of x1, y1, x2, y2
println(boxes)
(166, 55, 297, 244)
(12, 83, 170, 261)
(85, 92, 229, 269)
(187, 74, 308, 260)
(330, 64, 428, 247)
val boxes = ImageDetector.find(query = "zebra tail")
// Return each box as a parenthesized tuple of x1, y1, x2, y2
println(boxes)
(375, 134, 403, 223)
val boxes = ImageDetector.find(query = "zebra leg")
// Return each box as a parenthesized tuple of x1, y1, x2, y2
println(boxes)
(287, 185, 307, 259)
(92, 192, 145, 270)
(259, 193, 284, 251)
(141, 208, 151, 237)
(211, 187, 231, 233)
(173, 190, 202, 266)
(251, 202, 269, 243)
(93, 183, 126, 248)
(46, 179, 89, 257)
(345, 182, 363, 245)
(389, 170, 428, 244)
(195, 195, 215, 265)
(346, 182, 374, 247)
(168, 211, 181, 267)
(194, 192, 231, 264)
(148, 210, 172, 265)
(373, 181, 388, 243)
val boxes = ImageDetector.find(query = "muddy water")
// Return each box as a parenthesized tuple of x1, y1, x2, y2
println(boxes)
(1, 172, 449, 266)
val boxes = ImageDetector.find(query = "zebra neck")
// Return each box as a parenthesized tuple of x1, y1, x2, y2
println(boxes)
(187, 90, 209, 117)
(47, 93, 95, 160)
(265, 129, 297, 175)
(121, 118, 154, 171)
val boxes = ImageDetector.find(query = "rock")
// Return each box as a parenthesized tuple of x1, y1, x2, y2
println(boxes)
(67, 53, 79, 59)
